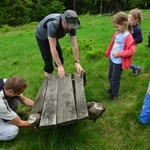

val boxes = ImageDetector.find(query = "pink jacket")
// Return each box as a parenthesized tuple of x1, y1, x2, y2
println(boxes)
(105, 31, 136, 69)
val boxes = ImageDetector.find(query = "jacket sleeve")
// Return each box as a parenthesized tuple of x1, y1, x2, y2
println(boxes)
(133, 28, 143, 44)
(105, 32, 118, 58)
(117, 34, 136, 58)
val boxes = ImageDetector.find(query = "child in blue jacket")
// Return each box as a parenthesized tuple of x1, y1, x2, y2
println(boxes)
(139, 82, 150, 124)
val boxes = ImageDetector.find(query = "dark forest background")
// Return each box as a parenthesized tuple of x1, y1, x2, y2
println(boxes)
(0, 0, 150, 26)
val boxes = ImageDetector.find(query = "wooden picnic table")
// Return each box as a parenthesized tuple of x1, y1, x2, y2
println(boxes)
(29, 73, 89, 129)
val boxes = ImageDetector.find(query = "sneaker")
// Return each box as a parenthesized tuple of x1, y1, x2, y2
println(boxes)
(132, 69, 135, 76)
(104, 89, 112, 94)
(133, 67, 141, 77)
(107, 95, 118, 101)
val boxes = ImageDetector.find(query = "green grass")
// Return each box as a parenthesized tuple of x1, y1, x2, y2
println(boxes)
(0, 10, 150, 150)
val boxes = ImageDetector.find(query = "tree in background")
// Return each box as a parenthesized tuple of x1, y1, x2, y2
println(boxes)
(32, 0, 65, 21)
(65, 0, 99, 15)
(0, 0, 32, 26)
(0, 0, 150, 26)
(127, 0, 149, 9)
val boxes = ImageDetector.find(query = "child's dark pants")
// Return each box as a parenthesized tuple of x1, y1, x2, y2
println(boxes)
(108, 59, 123, 97)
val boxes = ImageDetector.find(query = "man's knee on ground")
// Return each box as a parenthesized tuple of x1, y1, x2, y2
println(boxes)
(1, 125, 19, 141)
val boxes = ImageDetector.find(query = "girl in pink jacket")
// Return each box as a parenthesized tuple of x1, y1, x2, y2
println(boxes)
(105, 11, 136, 101)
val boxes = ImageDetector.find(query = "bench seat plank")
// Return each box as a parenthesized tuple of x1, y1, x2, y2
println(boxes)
(57, 74, 77, 125)
(31, 78, 48, 114)
(74, 74, 89, 120)
(40, 75, 58, 128)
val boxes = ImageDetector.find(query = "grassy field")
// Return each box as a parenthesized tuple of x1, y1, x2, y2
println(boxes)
(0, 9, 150, 150)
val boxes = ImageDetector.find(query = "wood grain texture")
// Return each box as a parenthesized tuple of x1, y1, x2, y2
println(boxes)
(74, 73, 89, 120)
(57, 74, 77, 125)
(31, 77, 48, 114)
(40, 75, 58, 128)
(30, 73, 89, 128)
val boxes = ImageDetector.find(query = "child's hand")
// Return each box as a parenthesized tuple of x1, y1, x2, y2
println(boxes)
(112, 52, 118, 58)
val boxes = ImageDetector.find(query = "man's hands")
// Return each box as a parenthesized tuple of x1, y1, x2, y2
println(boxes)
(28, 113, 40, 127)
(57, 63, 84, 78)
(75, 63, 84, 73)
(57, 66, 65, 78)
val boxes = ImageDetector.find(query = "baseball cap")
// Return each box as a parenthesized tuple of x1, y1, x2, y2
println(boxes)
(61, 10, 80, 29)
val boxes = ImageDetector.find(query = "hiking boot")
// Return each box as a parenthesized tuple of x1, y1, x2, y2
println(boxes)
(133, 67, 141, 77)
(107, 95, 118, 101)
(104, 89, 112, 94)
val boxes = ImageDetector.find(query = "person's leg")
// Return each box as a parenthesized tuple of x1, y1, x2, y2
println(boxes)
(130, 64, 136, 70)
(130, 64, 141, 76)
(108, 59, 113, 84)
(134, 66, 141, 77)
(0, 119, 19, 141)
(36, 36, 54, 76)
(139, 82, 150, 124)
(108, 63, 122, 101)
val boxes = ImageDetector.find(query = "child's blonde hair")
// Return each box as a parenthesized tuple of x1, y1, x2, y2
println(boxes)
(112, 11, 132, 33)
(129, 8, 142, 26)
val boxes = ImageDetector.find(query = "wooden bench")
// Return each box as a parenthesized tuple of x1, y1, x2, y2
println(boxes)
(30, 73, 89, 129)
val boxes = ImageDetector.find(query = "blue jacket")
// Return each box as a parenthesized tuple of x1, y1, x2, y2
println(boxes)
(139, 92, 150, 124)
(132, 24, 143, 44)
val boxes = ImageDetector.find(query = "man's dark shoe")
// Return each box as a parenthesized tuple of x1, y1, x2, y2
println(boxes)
(107, 95, 118, 101)
(134, 67, 141, 77)
(104, 89, 112, 94)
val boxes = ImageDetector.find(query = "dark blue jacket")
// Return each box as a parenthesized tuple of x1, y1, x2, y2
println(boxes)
(132, 24, 143, 44)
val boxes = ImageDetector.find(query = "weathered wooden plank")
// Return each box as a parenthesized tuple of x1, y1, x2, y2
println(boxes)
(31, 73, 88, 128)
(31, 78, 48, 114)
(40, 75, 58, 128)
(57, 74, 77, 125)
(74, 73, 89, 120)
